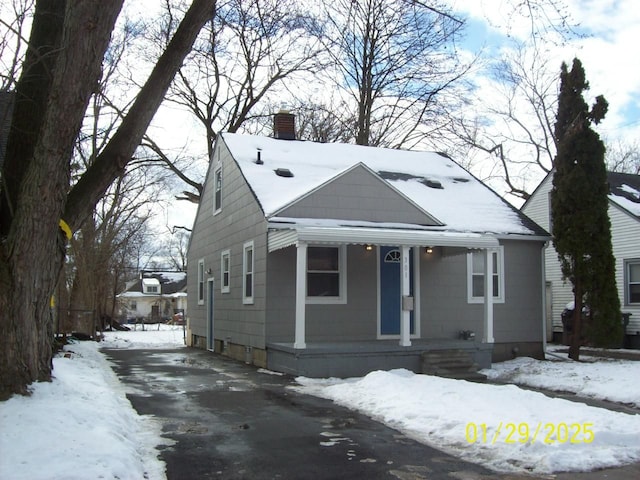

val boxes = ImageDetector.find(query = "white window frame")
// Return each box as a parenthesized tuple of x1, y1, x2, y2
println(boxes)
(213, 166, 222, 214)
(306, 245, 347, 304)
(197, 258, 205, 305)
(221, 249, 231, 293)
(467, 247, 505, 304)
(243, 241, 254, 304)
(625, 259, 640, 305)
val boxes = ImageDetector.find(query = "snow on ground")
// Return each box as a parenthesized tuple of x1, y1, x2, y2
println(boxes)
(295, 367, 640, 475)
(481, 349, 640, 408)
(2, 328, 640, 478)
(0, 325, 184, 480)
(100, 323, 188, 349)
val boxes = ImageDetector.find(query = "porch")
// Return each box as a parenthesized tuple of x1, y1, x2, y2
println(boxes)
(266, 339, 493, 379)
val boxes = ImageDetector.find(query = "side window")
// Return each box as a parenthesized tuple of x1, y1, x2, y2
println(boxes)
(243, 241, 254, 304)
(221, 250, 230, 293)
(213, 166, 222, 213)
(306, 245, 346, 304)
(626, 260, 640, 305)
(467, 248, 505, 304)
(197, 259, 205, 305)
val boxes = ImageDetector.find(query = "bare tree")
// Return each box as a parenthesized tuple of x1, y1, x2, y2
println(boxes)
(605, 138, 640, 174)
(448, 44, 559, 201)
(137, 0, 326, 204)
(0, 0, 215, 399)
(320, 0, 468, 147)
(0, 0, 34, 91)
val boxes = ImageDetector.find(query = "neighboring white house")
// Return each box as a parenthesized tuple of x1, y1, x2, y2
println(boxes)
(117, 271, 187, 323)
(522, 171, 640, 348)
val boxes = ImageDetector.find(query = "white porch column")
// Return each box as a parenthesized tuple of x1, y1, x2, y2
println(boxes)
(483, 248, 495, 343)
(294, 242, 307, 349)
(400, 246, 412, 347)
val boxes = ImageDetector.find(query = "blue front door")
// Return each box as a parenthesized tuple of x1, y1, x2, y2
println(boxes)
(379, 246, 414, 335)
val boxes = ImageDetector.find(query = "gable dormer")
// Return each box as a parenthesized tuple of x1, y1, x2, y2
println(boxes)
(142, 278, 160, 294)
(273, 163, 442, 226)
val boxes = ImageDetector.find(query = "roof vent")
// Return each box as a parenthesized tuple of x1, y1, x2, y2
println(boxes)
(255, 149, 263, 165)
(421, 178, 443, 189)
(275, 168, 294, 178)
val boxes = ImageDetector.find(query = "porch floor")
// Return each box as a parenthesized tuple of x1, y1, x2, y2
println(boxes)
(266, 339, 493, 378)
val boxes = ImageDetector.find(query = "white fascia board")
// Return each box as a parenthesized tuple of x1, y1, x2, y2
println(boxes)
(268, 224, 498, 252)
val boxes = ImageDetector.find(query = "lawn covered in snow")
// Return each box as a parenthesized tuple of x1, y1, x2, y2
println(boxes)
(0, 325, 185, 480)
(295, 367, 640, 474)
(482, 349, 640, 408)
(1, 326, 639, 478)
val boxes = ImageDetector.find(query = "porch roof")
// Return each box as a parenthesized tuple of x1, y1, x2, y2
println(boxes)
(267, 219, 499, 252)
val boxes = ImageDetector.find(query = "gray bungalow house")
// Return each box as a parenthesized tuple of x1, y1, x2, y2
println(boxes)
(522, 170, 640, 348)
(186, 112, 550, 377)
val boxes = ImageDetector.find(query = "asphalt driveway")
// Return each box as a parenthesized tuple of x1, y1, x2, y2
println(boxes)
(103, 347, 640, 480)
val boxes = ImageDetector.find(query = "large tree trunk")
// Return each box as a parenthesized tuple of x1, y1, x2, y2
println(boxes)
(0, 0, 124, 400)
(0, 0, 215, 400)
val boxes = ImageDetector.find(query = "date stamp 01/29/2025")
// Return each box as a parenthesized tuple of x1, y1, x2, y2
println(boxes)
(465, 422, 595, 445)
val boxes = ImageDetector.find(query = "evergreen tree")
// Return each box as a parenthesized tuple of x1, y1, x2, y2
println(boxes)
(551, 58, 621, 361)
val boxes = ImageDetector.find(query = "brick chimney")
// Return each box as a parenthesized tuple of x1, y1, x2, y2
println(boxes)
(273, 110, 295, 140)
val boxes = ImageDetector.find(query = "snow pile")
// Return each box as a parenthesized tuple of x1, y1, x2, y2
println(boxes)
(0, 340, 168, 480)
(482, 355, 640, 408)
(294, 368, 640, 474)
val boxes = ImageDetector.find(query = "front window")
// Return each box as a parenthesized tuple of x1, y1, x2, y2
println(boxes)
(467, 248, 505, 303)
(307, 245, 346, 303)
(243, 241, 254, 304)
(197, 259, 205, 305)
(626, 260, 640, 305)
(221, 250, 230, 293)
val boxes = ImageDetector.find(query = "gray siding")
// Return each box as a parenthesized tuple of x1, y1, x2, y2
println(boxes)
(276, 164, 437, 225)
(265, 245, 379, 342)
(265, 240, 544, 345)
(187, 139, 269, 349)
(420, 241, 543, 343)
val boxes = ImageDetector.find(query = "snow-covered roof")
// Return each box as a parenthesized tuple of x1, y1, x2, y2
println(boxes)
(608, 171, 640, 218)
(117, 271, 187, 296)
(221, 133, 544, 236)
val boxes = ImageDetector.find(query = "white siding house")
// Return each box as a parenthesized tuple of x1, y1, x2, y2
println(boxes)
(522, 171, 640, 347)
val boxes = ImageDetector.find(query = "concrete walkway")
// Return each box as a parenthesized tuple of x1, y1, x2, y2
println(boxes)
(104, 347, 640, 480)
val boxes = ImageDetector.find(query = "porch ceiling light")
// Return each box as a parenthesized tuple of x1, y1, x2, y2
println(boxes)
(426, 246, 433, 254)
(365, 244, 373, 251)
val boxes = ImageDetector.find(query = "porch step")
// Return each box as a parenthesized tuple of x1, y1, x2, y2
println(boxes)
(421, 349, 487, 383)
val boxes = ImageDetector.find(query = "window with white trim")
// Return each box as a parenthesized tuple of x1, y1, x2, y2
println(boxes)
(221, 249, 230, 293)
(626, 259, 640, 305)
(197, 259, 205, 305)
(243, 241, 254, 304)
(213, 166, 222, 213)
(306, 245, 346, 304)
(467, 248, 505, 303)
